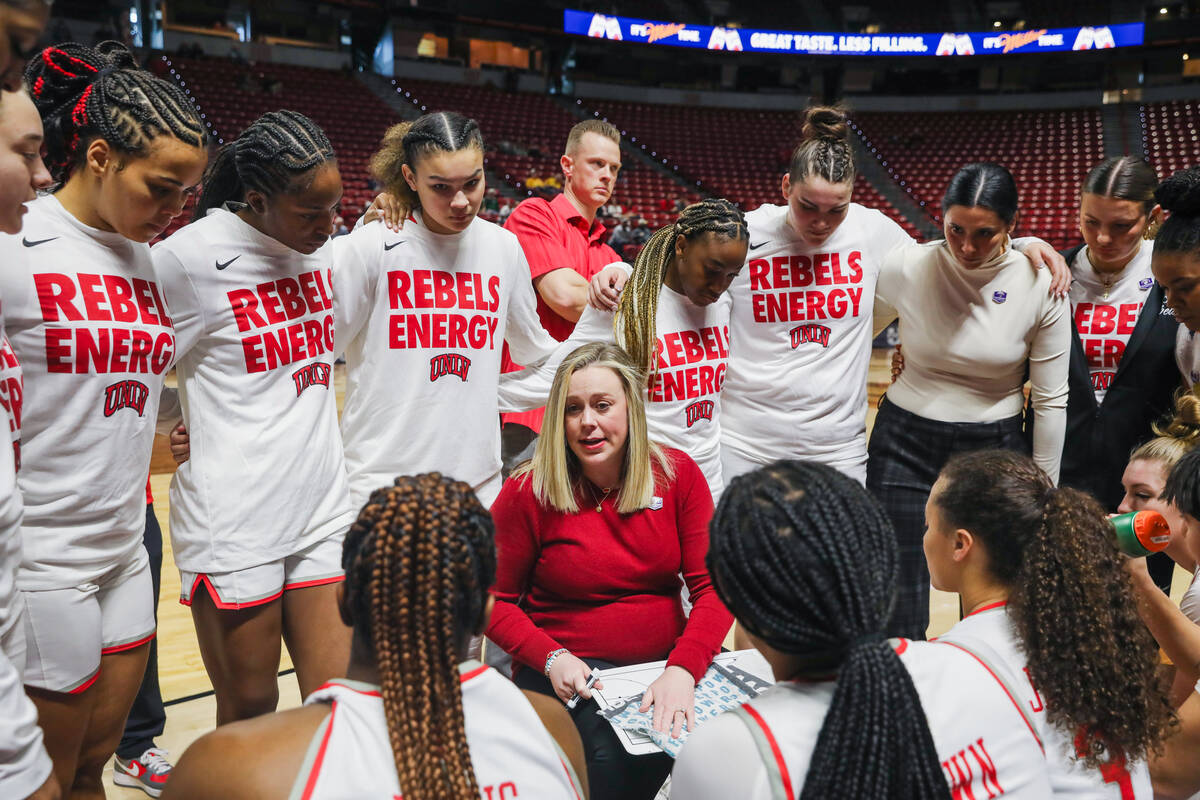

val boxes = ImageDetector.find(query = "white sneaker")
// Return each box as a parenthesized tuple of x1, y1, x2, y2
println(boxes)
(113, 746, 172, 798)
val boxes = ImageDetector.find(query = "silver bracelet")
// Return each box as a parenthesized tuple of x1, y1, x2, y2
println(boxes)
(544, 648, 569, 676)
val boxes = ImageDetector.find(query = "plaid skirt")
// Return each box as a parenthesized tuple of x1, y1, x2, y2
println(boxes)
(866, 396, 1027, 640)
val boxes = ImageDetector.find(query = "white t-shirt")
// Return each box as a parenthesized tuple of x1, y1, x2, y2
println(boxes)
(672, 638, 1051, 798)
(940, 603, 1153, 798)
(876, 240, 1070, 482)
(498, 285, 730, 496)
(0, 195, 173, 589)
(721, 203, 912, 477)
(1069, 244, 1156, 404)
(0, 647, 51, 799)
(294, 664, 583, 799)
(333, 214, 557, 509)
(152, 208, 354, 574)
(1176, 326, 1200, 388)
(1182, 571, 1200, 625)
(0, 272, 22, 645)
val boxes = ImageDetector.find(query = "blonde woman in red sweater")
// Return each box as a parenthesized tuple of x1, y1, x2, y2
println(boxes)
(487, 341, 731, 800)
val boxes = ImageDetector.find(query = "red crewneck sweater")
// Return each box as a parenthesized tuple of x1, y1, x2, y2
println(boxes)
(487, 448, 731, 681)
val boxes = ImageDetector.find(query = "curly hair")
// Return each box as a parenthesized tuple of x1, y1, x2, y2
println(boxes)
(368, 111, 484, 218)
(1154, 166, 1200, 257)
(935, 450, 1174, 769)
(341, 473, 496, 800)
(617, 198, 747, 376)
(709, 461, 949, 798)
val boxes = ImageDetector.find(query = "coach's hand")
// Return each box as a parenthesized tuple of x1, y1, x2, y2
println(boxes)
(548, 653, 603, 704)
(361, 193, 406, 233)
(588, 263, 631, 312)
(1021, 240, 1070, 297)
(641, 665, 695, 739)
(170, 423, 190, 465)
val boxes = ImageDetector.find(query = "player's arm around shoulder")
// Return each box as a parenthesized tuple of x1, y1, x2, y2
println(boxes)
(162, 705, 331, 800)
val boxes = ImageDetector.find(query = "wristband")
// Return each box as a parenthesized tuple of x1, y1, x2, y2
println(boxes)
(544, 648, 569, 676)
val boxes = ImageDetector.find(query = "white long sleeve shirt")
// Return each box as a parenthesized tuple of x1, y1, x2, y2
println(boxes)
(498, 286, 730, 496)
(152, 208, 353, 573)
(0, 252, 23, 644)
(0, 195, 173, 589)
(0, 647, 51, 799)
(333, 214, 558, 509)
(876, 240, 1070, 482)
(721, 203, 912, 475)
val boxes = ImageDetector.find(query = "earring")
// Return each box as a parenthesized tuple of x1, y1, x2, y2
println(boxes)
(1144, 217, 1162, 240)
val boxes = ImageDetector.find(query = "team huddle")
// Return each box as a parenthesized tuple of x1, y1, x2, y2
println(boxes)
(0, 15, 1199, 800)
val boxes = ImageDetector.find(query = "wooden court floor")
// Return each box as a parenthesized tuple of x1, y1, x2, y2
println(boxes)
(105, 351, 1194, 796)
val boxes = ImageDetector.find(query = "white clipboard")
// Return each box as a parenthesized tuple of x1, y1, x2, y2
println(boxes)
(590, 649, 775, 755)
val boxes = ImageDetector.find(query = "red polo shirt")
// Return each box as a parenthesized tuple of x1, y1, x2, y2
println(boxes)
(501, 193, 620, 431)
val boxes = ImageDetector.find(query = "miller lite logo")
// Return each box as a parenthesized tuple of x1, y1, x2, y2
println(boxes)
(790, 323, 831, 349)
(291, 362, 332, 397)
(684, 400, 714, 428)
(430, 353, 471, 382)
(103, 379, 149, 417)
(587, 14, 623, 41)
(707, 27, 743, 51)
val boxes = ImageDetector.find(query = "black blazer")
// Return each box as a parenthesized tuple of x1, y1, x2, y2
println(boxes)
(1035, 244, 1180, 510)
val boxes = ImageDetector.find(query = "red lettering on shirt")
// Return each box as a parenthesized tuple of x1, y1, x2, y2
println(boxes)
(291, 361, 332, 396)
(749, 251, 864, 291)
(482, 782, 519, 800)
(751, 287, 864, 323)
(102, 379, 149, 417)
(648, 363, 727, 403)
(941, 738, 1003, 799)
(655, 326, 729, 369)
(429, 353, 472, 382)
(1021, 668, 1044, 713)
(387, 269, 500, 312)
(34, 273, 171, 327)
(241, 314, 335, 373)
(388, 313, 499, 351)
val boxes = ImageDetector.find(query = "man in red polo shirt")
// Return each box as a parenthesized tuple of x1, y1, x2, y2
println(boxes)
(501, 120, 624, 440)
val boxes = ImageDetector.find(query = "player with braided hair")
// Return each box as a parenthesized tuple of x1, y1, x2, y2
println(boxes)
(162, 473, 586, 800)
(150, 110, 354, 727)
(334, 111, 558, 510)
(931, 449, 1175, 796)
(0, 40, 206, 798)
(672, 460, 1052, 798)
(500, 199, 747, 497)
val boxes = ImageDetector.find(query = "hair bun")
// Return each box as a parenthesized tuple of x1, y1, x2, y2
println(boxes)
(1155, 167, 1200, 217)
(802, 105, 850, 143)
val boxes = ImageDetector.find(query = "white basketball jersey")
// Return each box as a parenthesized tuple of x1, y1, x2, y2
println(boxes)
(292, 663, 583, 800)
(940, 603, 1153, 798)
(724, 639, 1051, 798)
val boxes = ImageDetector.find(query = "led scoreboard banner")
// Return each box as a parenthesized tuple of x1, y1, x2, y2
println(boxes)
(564, 9, 1144, 56)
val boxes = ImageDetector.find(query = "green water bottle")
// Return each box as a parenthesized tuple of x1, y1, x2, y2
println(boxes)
(1109, 510, 1171, 557)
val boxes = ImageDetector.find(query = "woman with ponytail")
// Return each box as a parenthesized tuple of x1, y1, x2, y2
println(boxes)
(163, 473, 587, 800)
(151, 110, 355, 725)
(499, 199, 747, 497)
(333, 112, 558, 510)
(930, 449, 1174, 796)
(672, 460, 1052, 799)
(0, 40, 206, 797)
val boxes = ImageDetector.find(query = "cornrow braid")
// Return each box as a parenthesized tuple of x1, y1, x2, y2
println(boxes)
(25, 41, 204, 186)
(194, 109, 335, 220)
(708, 461, 950, 798)
(341, 473, 495, 800)
(789, 105, 855, 185)
(616, 198, 747, 374)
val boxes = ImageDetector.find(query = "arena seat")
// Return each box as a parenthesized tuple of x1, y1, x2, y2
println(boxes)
(1141, 100, 1200, 182)
(851, 108, 1103, 249)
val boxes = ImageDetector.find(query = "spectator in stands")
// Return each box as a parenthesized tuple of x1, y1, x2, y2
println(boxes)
(499, 119, 623, 439)
(498, 198, 513, 223)
(542, 171, 562, 190)
(482, 187, 500, 214)
(1045, 156, 1179, 592)
(606, 216, 636, 259)
(602, 199, 623, 219)
(489, 342, 732, 800)
(525, 167, 546, 189)
(672, 196, 686, 213)
(332, 214, 348, 237)
(631, 217, 651, 245)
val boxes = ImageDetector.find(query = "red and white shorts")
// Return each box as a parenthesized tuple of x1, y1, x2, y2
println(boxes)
(22, 552, 155, 694)
(179, 533, 344, 611)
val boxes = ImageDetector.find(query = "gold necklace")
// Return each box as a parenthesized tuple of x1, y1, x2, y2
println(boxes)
(586, 481, 615, 512)
(1087, 249, 1130, 301)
